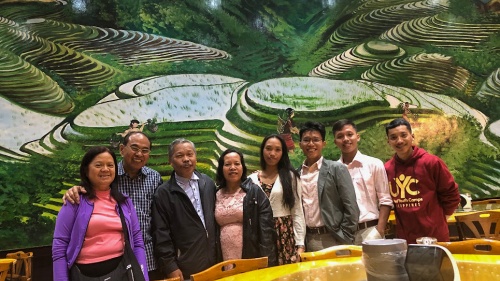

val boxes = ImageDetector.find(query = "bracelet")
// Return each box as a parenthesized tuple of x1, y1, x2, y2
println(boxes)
(296, 245, 305, 249)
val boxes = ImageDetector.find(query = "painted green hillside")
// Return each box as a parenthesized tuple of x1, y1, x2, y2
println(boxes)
(0, 0, 498, 250)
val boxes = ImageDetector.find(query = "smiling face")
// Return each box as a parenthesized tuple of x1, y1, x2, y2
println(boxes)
(333, 124, 360, 157)
(263, 137, 283, 169)
(120, 133, 150, 176)
(87, 152, 116, 190)
(387, 124, 414, 161)
(222, 152, 244, 186)
(299, 130, 326, 166)
(169, 142, 197, 179)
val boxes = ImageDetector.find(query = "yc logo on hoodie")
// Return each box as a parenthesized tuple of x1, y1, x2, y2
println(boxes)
(390, 174, 420, 201)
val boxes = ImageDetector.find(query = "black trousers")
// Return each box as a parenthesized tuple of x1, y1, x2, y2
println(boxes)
(75, 256, 122, 277)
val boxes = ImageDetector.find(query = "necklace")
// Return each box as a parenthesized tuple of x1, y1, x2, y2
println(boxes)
(259, 171, 278, 185)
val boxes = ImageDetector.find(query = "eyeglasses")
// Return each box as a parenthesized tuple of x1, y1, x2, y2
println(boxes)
(128, 145, 151, 155)
(301, 138, 323, 144)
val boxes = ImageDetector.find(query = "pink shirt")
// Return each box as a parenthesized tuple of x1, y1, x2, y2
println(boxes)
(300, 157, 324, 228)
(76, 190, 124, 264)
(339, 151, 393, 223)
(215, 189, 245, 261)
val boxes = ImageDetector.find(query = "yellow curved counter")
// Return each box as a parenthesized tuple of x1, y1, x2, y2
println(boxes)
(453, 254, 500, 281)
(215, 255, 500, 281)
(216, 257, 364, 281)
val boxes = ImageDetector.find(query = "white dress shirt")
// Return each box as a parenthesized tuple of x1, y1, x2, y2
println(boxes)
(175, 172, 206, 228)
(339, 151, 393, 223)
(300, 157, 324, 228)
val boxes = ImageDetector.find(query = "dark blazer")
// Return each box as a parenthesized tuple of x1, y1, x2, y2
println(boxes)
(151, 171, 217, 279)
(317, 159, 360, 244)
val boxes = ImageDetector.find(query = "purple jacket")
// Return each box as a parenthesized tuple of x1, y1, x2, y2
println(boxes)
(52, 194, 149, 281)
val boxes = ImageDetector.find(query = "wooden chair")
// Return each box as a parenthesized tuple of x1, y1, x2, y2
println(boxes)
(190, 257, 268, 281)
(472, 198, 500, 210)
(5, 251, 32, 281)
(0, 263, 11, 281)
(152, 278, 180, 281)
(454, 210, 500, 240)
(437, 239, 500, 255)
(0, 259, 16, 281)
(300, 245, 362, 262)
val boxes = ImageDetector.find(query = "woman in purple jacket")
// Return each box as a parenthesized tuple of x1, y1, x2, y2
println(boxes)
(52, 146, 148, 281)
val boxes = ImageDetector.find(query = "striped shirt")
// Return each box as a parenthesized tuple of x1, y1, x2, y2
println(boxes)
(118, 161, 162, 272)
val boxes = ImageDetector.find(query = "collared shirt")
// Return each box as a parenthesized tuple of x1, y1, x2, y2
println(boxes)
(300, 157, 324, 228)
(175, 172, 206, 228)
(339, 151, 393, 223)
(118, 161, 163, 272)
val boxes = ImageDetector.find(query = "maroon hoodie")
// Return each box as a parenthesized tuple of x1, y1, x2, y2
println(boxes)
(385, 146, 460, 243)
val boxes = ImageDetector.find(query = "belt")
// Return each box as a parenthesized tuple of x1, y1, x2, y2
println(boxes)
(306, 226, 328, 235)
(358, 219, 378, 230)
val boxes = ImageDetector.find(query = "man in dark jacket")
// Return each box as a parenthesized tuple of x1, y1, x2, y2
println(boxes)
(151, 138, 217, 281)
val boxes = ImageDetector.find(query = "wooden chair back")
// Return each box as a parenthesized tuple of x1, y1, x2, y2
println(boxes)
(300, 245, 362, 262)
(152, 277, 180, 281)
(0, 263, 12, 281)
(5, 251, 32, 281)
(472, 198, 500, 210)
(0, 259, 16, 281)
(190, 257, 268, 281)
(454, 211, 500, 240)
(437, 239, 500, 255)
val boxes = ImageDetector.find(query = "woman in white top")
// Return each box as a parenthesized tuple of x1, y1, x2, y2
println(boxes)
(249, 134, 306, 264)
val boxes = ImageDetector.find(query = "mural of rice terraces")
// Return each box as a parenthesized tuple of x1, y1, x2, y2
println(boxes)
(0, 0, 499, 250)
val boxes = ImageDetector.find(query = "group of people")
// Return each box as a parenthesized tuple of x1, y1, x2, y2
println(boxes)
(52, 117, 460, 281)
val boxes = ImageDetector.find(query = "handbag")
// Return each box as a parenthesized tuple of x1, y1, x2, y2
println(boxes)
(69, 205, 146, 281)
(118, 204, 147, 281)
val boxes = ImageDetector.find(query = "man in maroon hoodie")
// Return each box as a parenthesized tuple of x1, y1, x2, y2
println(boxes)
(385, 118, 460, 243)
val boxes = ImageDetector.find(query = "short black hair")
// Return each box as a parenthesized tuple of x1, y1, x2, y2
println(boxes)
(215, 148, 247, 187)
(299, 121, 325, 141)
(332, 119, 357, 135)
(385, 118, 412, 135)
(79, 146, 125, 203)
(122, 131, 152, 149)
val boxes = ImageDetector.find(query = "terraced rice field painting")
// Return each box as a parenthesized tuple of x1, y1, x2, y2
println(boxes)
(0, 0, 499, 249)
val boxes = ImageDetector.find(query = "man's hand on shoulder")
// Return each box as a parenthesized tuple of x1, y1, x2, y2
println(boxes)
(167, 269, 184, 281)
(62, 186, 87, 205)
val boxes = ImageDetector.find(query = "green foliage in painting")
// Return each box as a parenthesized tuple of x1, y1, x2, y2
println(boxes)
(0, 0, 499, 251)
(447, 0, 499, 24)
(0, 143, 82, 249)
